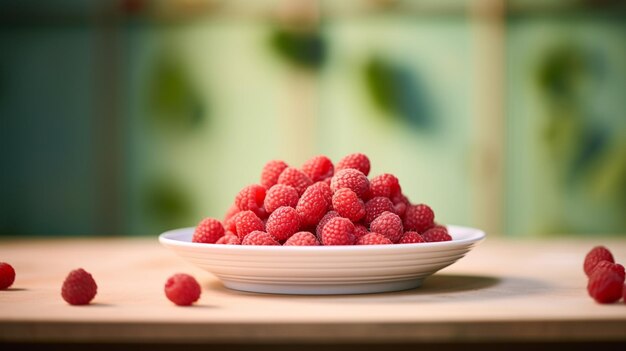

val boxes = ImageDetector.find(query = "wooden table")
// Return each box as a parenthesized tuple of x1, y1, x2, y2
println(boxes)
(1, 236, 625, 350)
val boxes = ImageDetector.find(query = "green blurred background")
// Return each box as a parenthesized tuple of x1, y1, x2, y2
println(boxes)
(0, 0, 624, 237)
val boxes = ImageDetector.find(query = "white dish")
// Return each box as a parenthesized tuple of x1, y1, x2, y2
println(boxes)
(159, 225, 485, 295)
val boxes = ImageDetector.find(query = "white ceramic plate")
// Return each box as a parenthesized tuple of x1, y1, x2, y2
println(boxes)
(159, 225, 485, 295)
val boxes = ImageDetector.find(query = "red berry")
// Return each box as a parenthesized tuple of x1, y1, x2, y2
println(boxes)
(357, 233, 393, 245)
(370, 211, 403, 243)
(192, 218, 225, 244)
(309, 181, 333, 205)
(364, 197, 395, 225)
(584, 246, 615, 277)
(336, 153, 371, 176)
(301, 155, 334, 182)
(316, 210, 339, 240)
(242, 231, 280, 246)
(233, 210, 265, 240)
(215, 232, 241, 245)
(284, 231, 320, 246)
(266, 206, 301, 241)
(321, 217, 356, 246)
(404, 204, 435, 233)
(623, 285, 626, 303)
(277, 167, 313, 196)
(223, 203, 241, 224)
(260, 160, 289, 189)
(369, 174, 401, 199)
(61, 268, 97, 305)
(331, 169, 370, 199)
(296, 184, 329, 227)
(421, 227, 452, 242)
(591, 261, 625, 281)
(264, 184, 299, 213)
(332, 188, 366, 222)
(587, 266, 625, 304)
(164, 273, 201, 306)
(399, 231, 426, 244)
(0, 262, 16, 290)
(235, 184, 267, 218)
(354, 224, 369, 239)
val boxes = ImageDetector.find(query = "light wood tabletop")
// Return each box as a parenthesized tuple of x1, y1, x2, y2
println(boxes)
(1, 236, 625, 344)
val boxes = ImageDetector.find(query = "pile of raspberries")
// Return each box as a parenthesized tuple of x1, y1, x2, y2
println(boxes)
(192, 153, 451, 246)
(584, 246, 625, 304)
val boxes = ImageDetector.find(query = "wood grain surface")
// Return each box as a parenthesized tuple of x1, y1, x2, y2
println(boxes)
(1, 236, 625, 343)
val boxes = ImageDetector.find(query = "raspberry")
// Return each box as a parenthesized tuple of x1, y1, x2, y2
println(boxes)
(316, 211, 339, 240)
(284, 231, 320, 246)
(321, 217, 356, 246)
(370, 211, 404, 243)
(391, 193, 410, 218)
(330, 169, 370, 199)
(332, 188, 366, 222)
(264, 184, 299, 213)
(215, 232, 241, 245)
(584, 246, 615, 277)
(587, 266, 625, 304)
(364, 197, 395, 225)
(61, 268, 97, 305)
(393, 202, 407, 218)
(235, 184, 267, 218)
(404, 204, 435, 233)
(164, 273, 201, 306)
(357, 233, 393, 245)
(233, 210, 265, 239)
(301, 155, 334, 182)
(266, 206, 301, 241)
(192, 218, 225, 244)
(260, 160, 289, 189)
(336, 153, 371, 176)
(296, 185, 329, 227)
(354, 224, 369, 239)
(399, 231, 426, 244)
(623, 285, 626, 303)
(591, 261, 625, 281)
(277, 167, 313, 195)
(223, 203, 240, 224)
(0, 262, 16, 290)
(369, 174, 401, 199)
(242, 231, 280, 246)
(309, 181, 333, 205)
(422, 227, 452, 242)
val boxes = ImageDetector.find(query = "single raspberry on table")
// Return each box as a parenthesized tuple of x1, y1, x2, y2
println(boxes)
(399, 231, 426, 244)
(330, 169, 370, 200)
(587, 266, 625, 304)
(591, 261, 625, 280)
(332, 188, 366, 222)
(404, 204, 435, 233)
(354, 224, 369, 239)
(192, 218, 225, 244)
(284, 231, 320, 246)
(235, 184, 267, 218)
(421, 227, 452, 242)
(260, 160, 289, 189)
(61, 268, 97, 305)
(336, 153, 371, 176)
(215, 232, 241, 245)
(309, 181, 333, 205)
(370, 211, 404, 243)
(266, 206, 301, 241)
(242, 231, 280, 246)
(316, 210, 339, 240)
(321, 217, 356, 246)
(233, 210, 265, 240)
(264, 184, 299, 213)
(369, 174, 401, 199)
(296, 185, 329, 227)
(584, 246, 615, 277)
(277, 167, 313, 196)
(0, 262, 16, 290)
(301, 155, 334, 182)
(356, 233, 393, 245)
(364, 196, 395, 225)
(164, 273, 201, 306)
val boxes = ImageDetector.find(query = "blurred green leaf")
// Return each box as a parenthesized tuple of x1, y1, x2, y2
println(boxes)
(269, 29, 326, 69)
